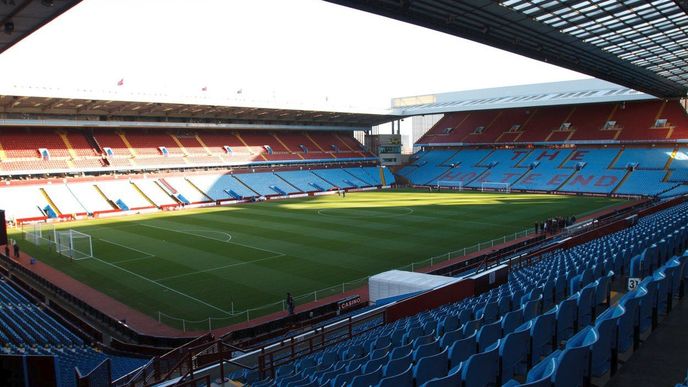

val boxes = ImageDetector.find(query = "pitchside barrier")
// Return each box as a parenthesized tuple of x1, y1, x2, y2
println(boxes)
(157, 226, 535, 331)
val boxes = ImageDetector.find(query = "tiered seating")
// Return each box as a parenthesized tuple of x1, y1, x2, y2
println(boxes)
(615, 171, 674, 196)
(466, 149, 530, 188)
(615, 100, 668, 141)
(518, 106, 573, 143)
(131, 179, 177, 207)
(186, 174, 257, 200)
(313, 169, 370, 189)
(614, 147, 674, 169)
(43, 184, 87, 215)
(241, 133, 301, 161)
(433, 149, 491, 186)
(561, 104, 616, 141)
(97, 180, 155, 210)
(400, 150, 457, 185)
(558, 148, 624, 194)
(198, 132, 264, 163)
(418, 101, 688, 145)
(0, 280, 148, 387)
(235, 202, 688, 387)
(66, 183, 115, 213)
(164, 176, 212, 203)
(234, 172, 301, 196)
(513, 149, 575, 191)
(342, 166, 393, 186)
(0, 185, 51, 221)
(275, 171, 336, 192)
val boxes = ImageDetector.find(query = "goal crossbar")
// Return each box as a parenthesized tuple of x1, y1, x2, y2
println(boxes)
(56, 230, 93, 261)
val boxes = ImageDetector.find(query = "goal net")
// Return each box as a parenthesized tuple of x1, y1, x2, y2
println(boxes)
(56, 230, 93, 260)
(24, 222, 56, 247)
(436, 181, 463, 191)
(481, 182, 511, 193)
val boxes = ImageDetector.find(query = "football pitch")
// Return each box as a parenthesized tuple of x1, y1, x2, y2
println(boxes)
(13, 189, 625, 331)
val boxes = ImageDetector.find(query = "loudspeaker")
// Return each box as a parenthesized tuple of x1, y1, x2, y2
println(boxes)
(0, 210, 7, 246)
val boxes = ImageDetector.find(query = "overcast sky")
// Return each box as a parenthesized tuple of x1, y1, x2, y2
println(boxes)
(0, 0, 588, 111)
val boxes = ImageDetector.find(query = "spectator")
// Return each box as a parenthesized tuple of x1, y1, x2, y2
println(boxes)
(534, 222, 539, 234)
(286, 292, 295, 316)
(4, 244, 9, 257)
(13, 240, 19, 259)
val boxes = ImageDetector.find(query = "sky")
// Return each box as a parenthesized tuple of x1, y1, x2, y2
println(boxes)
(0, 0, 588, 112)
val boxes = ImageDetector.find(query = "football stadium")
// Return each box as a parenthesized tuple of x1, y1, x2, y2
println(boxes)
(0, 1, 688, 386)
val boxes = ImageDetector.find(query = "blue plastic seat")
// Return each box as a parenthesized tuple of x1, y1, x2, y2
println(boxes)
(413, 348, 449, 386)
(592, 306, 624, 378)
(502, 308, 524, 335)
(376, 364, 413, 387)
(564, 326, 599, 382)
(439, 328, 463, 349)
(449, 332, 477, 369)
(362, 354, 388, 374)
(462, 318, 482, 337)
(577, 284, 595, 328)
(350, 365, 383, 387)
(389, 343, 412, 360)
(413, 340, 440, 362)
(523, 296, 541, 322)
(461, 340, 500, 387)
(331, 365, 362, 387)
(556, 298, 577, 343)
(593, 273, 612, 315)
(477, 317, 503, 352)
(437, 315, 460, 336)
(478, 301, 499, 324)
(383, 351, 412, 377)
(499, 326, 530, 384)
(420, 364, 461, 387)
(617, 296, 638, 355)
(506, 358, 556, 387)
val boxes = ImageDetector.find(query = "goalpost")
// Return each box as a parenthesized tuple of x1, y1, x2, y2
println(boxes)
(436, 181, 463, 191)
(56, 230, 93, 260)
(24, 222, 56, 247)
(481, 182, 511, 193)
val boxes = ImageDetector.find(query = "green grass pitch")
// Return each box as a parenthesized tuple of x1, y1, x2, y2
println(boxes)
(11, 189, 625, 330)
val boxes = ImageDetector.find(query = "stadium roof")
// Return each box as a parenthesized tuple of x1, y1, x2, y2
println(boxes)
(391, 78, 652, 115)
(0, 0, 81, 55)
(0, 93, 397, 130)
(327, 0, 688, 99)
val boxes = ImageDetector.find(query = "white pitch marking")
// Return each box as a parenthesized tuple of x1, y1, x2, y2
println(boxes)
(90, 256, 232, 315)
(138, 223, 285, 256)
(154, 253, 286, 282)
(100, 238, 155, 259)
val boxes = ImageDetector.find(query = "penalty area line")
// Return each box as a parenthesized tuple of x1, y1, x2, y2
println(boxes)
(90, 256, 232, 316)
(154, 253, 286, 282)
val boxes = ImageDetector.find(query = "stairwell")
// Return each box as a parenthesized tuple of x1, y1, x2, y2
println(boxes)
(85, 130, 103, 154)
(130, 182, 158, 208)
(93, 184, 118, 210)
(611, 170, 633, 194)
(40, 188, 62, 215)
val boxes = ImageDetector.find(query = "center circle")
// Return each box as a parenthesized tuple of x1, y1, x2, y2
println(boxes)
(317, 207, 414, 218)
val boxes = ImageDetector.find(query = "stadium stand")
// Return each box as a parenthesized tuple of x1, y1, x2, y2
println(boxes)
(406, 144, 688, 197)
(416, 101, 688, 146)
(228, 201, 688, 387)
(0, 279, 148, 387)
(0, 129, 374, 175)
(0, 166, 393, 223)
